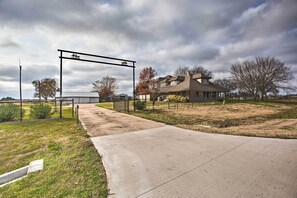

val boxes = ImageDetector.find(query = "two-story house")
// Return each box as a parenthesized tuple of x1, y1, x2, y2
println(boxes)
(157, 71, 226, 102)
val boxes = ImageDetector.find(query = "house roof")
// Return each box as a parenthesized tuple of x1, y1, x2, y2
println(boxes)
(167, 76, 185, 82)
(160, 74, 226, 93)
(192, 73, 211, 79)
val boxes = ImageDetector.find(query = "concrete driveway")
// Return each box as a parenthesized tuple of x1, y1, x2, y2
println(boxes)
(78, 104, 164, 136)
(80, 105, 297, 197)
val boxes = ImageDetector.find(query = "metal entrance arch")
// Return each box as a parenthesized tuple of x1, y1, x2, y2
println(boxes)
(58, 49, 136, 118)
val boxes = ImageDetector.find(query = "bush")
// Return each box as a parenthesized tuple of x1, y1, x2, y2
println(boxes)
(167, 95, 188, 103)
(30, 103, 52, 119)
(0, 104, 19, 122)
(134, 100, 146, 110)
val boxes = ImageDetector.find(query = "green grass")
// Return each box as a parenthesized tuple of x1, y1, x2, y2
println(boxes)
(0, 117, 108, 197)
(96, 102, 113, 110)
(0, 102, 74, 122)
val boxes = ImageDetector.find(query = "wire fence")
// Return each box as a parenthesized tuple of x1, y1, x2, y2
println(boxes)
(113, 100, 130, 111)
(143, 100, 224, 110)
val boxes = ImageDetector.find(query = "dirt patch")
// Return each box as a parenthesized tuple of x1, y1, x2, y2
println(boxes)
(168, 103, 284, 121)
(135, 102, 297, 138)
(178, 119, 297, 139)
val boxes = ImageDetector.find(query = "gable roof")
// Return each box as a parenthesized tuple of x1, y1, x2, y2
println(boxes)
(159, 74, 226, 93)
(192, 73, 211, 79)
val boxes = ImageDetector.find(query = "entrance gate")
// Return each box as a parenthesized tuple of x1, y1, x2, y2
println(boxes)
(58, 49, 136, 118)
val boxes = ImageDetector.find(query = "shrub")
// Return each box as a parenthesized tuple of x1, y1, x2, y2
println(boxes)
(134, 100, 146, 110)
(167, 95, 188, 103)
(30, 103, 52, 119)
(0, 104, 19, 122)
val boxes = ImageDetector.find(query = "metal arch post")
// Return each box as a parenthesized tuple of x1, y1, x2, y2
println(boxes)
(133, 62, 135, 112)
(57, 49, 136, 113)
(19, 63, 22, 122)
(59, 51, 63, 118)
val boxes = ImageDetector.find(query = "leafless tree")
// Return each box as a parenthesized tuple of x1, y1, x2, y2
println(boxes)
(174, 66, 190, 76)
(230, 57, 294, 100)
(213, 78, 237, 97)
(92, 75, 118, 101)
(174, 66, 212, 77)
(190, 65, 213, 77)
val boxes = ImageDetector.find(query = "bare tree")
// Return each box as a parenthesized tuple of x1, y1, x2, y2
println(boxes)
(190, 66, 213, 77)
(92, 75, 118, 101)
(174, 66, 212, 77)
(230, 57, 294, 100)
(213, 78, 237, 97)
(32, 78, 57, 102)
(174, 66, 190, 76)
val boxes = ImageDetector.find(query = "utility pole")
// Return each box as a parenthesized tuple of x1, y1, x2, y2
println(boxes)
(38, 80, 41, 102)
(19, 60, 23, 122)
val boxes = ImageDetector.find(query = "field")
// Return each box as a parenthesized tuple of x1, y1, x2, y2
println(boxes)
(0, 111, 108, 197)
(0, 101, 73, 121)
(98, 100, 297, 139)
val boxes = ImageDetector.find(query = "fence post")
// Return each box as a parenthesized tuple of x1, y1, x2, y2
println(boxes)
(54, 99, 57, 112)
(76, 105, 79, 124)
(72, 99, 74, 118)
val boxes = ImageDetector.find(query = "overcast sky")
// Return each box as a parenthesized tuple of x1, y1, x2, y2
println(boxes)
(0, 0, 296, 99)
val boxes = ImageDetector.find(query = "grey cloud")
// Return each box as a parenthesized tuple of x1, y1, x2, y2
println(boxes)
(0, 0, 297, 98)
(0, 63, 58, 82)
(0, 39, 20, 48)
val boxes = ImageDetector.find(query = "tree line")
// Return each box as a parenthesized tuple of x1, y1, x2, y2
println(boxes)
(137, 56, 295, 101)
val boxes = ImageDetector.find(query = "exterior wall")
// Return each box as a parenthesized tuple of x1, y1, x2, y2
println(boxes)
(138, 94, 150, 101)
(189, 91, 224, 102)
(90, 97, 100, 103)
(196, 78, 209, 84)
(189, 91, 204, 102)
(158, 92, 224, 102)
(57, 97, 99, 104)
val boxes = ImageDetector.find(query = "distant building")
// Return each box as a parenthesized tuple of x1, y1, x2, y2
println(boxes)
(113, 93, 129, 100)
(55, 92, 99, 104)
(138, 72, 226, 102)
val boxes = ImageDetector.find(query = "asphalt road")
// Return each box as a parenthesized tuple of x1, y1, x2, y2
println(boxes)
(80, 105, 297, 198)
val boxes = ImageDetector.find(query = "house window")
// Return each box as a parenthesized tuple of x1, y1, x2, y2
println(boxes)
(212, 92, 216, 98)
(196, 91, 199, 97)
(203, 92, 209, 99)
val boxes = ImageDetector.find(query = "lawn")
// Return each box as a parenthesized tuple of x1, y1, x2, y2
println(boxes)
(96, 102, 113, 110)
(0, 117, 108, 197)
(0, 102, 73, 122)
(97, 100, 297, 139)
